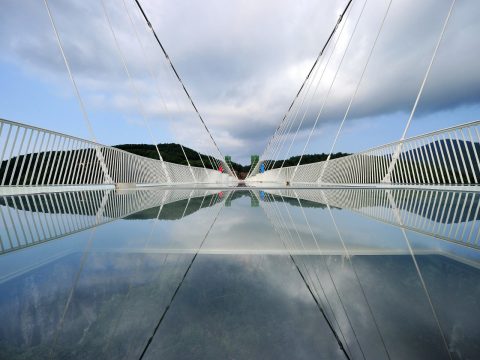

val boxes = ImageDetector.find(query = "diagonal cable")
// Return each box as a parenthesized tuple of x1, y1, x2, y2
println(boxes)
(133, 0, 236, 178)
(252, 0, 354, 177)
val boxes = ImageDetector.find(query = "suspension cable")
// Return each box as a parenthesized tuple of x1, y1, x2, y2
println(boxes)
(153, 44, 221, 172)
(267, 93, 305, 171)
(100, 0, 173, 181)
(252, 0, 354, 177)
(121, 0, 207, 178)
(293, 0, 368, 183)
(133, 0, 236, 178)
(274, 2, 353, 178)
(271, 54, 325, 173)
(43, 0, 112, 182)
(315, 0, 393, 183)
(384, 0, 456, 183)
(43, 0, 96, 142)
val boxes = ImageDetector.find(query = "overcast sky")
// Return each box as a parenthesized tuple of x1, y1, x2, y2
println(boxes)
(0, 0, 478, 164)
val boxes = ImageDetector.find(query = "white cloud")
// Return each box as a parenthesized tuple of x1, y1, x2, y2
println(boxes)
(0, 0, 478, 163)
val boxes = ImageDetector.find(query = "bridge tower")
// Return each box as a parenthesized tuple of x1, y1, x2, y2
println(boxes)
(250, 155, 259, 171)
(225, 155, 233, 170)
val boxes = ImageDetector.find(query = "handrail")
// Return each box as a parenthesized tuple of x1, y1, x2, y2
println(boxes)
(0, 118, 101, 147)
(354, 119, 480, 156)
(0, 117, 223, 172)
(249, 119, 480, 186)
(0, 118, 234, 187)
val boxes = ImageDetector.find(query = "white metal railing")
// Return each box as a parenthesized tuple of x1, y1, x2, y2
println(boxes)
(248, 120, 480, 186)
(0, 118, 234, 188)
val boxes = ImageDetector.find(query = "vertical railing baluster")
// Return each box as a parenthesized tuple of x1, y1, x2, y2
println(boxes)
(375, 150, 382, 183)
(57, 138, 72, 185)
(48, 138, 67, 185)
(404, 144, 414, 184)
(88, 147, 98, 185)
(87, 147, 96, 185)
(70, 142, 82, 185)
(450, 132, 464, 184)
(1, 125, 20, 186)
(30, 132, 47, 186)
(109, 148, 116, 183)
(47, 136, 65, 185)
(412, 143, 425, 184)
(77, 145, 88, 185)
(425, 140, 439, 184)
(433, 135, 446, 184)
(23, 130, 39, 186)
(91, 147, 101, 185)
(81, 147, 92, 185)
(0, 125, 13, 182)
(441, 133, 457, 184)
(395, 149, 403, 184)
(467, 128, 480, 184)
(41, 135, 57, 185)
(65, 140, 79, 185)
(16, 129, 34, 186)
(9, 127, 28, 186)
(459, 129, 477, 184)
(419, 139, 432, 184)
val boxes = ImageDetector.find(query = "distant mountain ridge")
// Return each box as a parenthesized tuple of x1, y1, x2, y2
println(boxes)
(114, 143, 250, 175)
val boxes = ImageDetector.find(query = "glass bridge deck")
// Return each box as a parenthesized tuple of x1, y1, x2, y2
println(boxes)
(0, 187, 479, 359)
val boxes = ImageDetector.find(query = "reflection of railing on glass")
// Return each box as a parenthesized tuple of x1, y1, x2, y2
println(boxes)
(261, 188, 480, 250)
(0, 118, 235, 188)
(248, 120, 480, 185)
(3, 187, 479, 256)
(0, 189, 226, 255)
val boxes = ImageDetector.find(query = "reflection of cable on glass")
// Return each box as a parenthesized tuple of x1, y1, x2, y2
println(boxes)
(257, 191, 353, 360)
(386, 190, 453, 360)
(279, 193, 365, 359)
(320, 190, 391, 360)
(49, 228, 97, 358)
(138, 192, 226, 359)
(104, 191, 168, 352)
(264, 192, 353, 359)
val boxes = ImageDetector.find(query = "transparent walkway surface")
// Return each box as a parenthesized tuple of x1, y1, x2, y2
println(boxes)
(1, 187, 479, 360)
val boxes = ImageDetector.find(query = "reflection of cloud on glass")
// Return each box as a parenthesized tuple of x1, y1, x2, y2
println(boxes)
(1, 188, 480, 359)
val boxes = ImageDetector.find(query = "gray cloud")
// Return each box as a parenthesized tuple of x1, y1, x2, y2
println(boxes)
(0, 0, 478, 164)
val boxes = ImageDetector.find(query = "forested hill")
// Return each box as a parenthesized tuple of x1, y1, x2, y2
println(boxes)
(114, 143, 248, 173)
(114, 143, 351, 178)
(266, 152, 350, 169)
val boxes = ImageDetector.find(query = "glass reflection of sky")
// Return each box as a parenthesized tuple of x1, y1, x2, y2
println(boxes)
(0, 188, 479, 359)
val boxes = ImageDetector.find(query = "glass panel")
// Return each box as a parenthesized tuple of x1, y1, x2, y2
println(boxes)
(0, 188, 479, 359)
